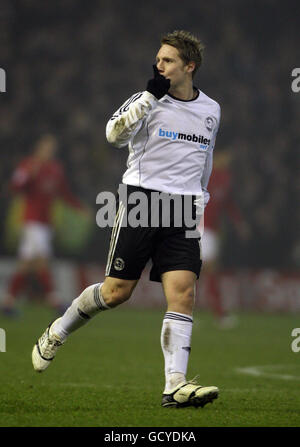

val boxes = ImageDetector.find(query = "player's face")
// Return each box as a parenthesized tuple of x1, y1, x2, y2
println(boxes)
(35, 135, 57, 161)
(155, 44, 194, 89)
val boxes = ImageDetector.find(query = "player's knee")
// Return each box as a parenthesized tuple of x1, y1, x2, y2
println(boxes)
(101, 279, 134, 308)
(167, 286, 195, 314)
(179, 287, 195, 306)
(171, 280, 195, 301)
(104, 288, 131, 308)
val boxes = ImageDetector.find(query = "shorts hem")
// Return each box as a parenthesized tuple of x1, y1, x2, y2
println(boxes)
(105, 272, 141, 281)
(150, 263, 202, 283)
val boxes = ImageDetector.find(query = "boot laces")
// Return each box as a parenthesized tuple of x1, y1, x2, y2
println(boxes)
(42, 331, 62, 357)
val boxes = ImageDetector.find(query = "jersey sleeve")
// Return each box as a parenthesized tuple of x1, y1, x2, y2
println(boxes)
(10, 160, 35, 192)
(106, 91, 158, 148)
(201, 104, 221, 208)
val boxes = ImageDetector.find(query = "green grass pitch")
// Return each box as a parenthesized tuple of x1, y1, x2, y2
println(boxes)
(1, 304, 300, 427)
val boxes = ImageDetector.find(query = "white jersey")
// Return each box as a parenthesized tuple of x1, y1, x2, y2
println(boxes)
(106, 89, 221, 207)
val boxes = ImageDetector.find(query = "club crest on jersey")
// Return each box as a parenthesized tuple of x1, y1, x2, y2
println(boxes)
(158, 128, 210, 151)
(204, 116, 215, 132)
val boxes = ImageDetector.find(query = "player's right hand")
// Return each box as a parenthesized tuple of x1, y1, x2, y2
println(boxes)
(146, 65, 170, 99)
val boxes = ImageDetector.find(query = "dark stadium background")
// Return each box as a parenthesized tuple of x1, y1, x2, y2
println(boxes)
(0, 0, 299, 284)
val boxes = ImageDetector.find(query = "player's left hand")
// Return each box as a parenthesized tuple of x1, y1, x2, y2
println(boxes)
(146, 65, 170, 99)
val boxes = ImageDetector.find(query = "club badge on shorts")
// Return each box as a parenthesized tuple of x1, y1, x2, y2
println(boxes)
(114, 257, 125, 271)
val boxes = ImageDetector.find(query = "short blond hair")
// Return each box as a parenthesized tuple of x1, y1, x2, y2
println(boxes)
(161, 30, 205, 77)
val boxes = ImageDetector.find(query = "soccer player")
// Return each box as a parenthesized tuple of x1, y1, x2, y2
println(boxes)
(2, 134, 84, 315)
(200, 150, 250, 328)
(32, 31, 221, 408)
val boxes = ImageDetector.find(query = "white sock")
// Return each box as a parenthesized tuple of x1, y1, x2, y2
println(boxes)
(160, 311, 193, 394)
(51, 282, 109, 341)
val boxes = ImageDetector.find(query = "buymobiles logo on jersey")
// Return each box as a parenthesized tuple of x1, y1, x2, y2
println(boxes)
(158, 128, 210, 150)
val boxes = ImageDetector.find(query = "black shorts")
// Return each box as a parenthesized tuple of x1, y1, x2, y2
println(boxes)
(105, 185, 202, 282)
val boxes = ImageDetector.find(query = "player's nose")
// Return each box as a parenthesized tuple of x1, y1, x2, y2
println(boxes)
(156, 61, 164, 74)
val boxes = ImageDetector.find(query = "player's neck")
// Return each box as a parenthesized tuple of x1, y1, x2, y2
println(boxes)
(168, 82, 196, 101)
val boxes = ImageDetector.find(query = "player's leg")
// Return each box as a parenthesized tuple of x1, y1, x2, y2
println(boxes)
(3, 222, 59, 312)
(160, 270, 196, 392)
(1, 259, 29, 315)
(152, 224, 219, 407)
(1, 223, 37, 314)
(150, 229, 200, 397)
(51, 277, 138, 339)
(201, 228, 225, 320)
(32, 276, 138, 372)
(30, 256, 64, 311)
(201, 229, 237, 328)
(28, 224, 62, 309)
(32, 185, 153, 372)
(160, 270, 219, 407)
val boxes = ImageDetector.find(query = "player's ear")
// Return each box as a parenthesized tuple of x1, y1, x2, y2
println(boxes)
(186, 61, 196, 75)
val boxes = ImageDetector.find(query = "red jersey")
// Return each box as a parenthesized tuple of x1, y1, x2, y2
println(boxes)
(11, 157, 82, 224)
(205, 167, 242, 231)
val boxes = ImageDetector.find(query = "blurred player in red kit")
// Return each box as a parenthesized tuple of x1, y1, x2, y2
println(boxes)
(200, 150, 250, 327)
(2, 134, 85, 315)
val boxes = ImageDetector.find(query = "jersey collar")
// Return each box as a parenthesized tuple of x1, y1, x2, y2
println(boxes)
(167, 87, 200, 102)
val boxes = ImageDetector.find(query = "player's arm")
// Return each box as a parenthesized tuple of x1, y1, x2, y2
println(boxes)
(201, 150, 213, 208)
(106, 92, 156, 148)
(106, 66, 170, 148)
(10, 159, 38, 192)
(194, 146, 214, 221)
(201, 106, 221, 208)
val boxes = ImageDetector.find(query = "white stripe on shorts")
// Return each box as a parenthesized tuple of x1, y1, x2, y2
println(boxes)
(105, 201, 125, 276)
